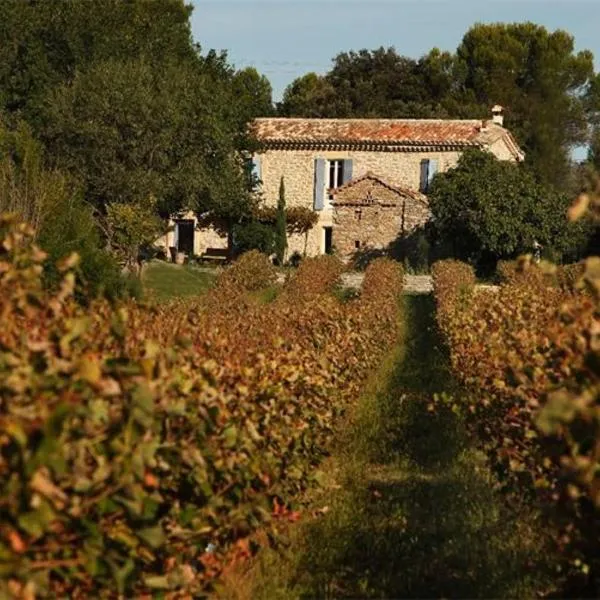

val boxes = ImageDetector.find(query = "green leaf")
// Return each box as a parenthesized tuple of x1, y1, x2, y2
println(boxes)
(144, 575, 171, 589)
(223, 425, 238, 448)
(138, 526, 166, 549)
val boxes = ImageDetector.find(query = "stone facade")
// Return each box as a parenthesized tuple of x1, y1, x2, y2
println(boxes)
(255, 148, 461, 258)
(330, 173, 430, 260)
(158, 117, 524, 262)
(155, 211, 227, 258)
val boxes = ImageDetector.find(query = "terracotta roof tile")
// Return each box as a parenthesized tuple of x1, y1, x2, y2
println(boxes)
(254, 118, 483, 143)
(252, 118, 525, 160)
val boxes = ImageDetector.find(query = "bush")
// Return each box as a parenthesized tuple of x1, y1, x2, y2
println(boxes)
(37, 192, 134, 300)
(232, 221, 275, 255)
(283, 254, 345, 299)
(431, 259, 475, 332)
(215, 249, 277, 293)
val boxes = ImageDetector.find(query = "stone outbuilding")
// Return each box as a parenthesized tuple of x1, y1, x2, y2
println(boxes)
(330, 172, 430, 260)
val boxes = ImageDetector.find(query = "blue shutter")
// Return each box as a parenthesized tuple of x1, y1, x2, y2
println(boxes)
(314, 158, 326, 210)
(419, 159, 430, 193)
(342, 159, 353, 185)
(251, 155, 262, 185)
(428, 159, 439, 189)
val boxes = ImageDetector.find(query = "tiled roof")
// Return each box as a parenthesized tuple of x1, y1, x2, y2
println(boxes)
(253, 118, 524, 159)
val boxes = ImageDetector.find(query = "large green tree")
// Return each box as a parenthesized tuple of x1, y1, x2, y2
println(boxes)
(232, 67, 274, 121)
(278, 73, 338, 117)
(279, 48, 453, 118)
(0, 0, 197, 127)
(428, 149, 591, 271)
(42, 57, 246, 218)
(455, 23, 595, 188)
(0, 0, 266, 255)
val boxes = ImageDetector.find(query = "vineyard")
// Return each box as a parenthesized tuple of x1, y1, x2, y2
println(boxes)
(0, 215, 403, 598)
(3, 210, 600, 598)
(431, 256, 600, 593)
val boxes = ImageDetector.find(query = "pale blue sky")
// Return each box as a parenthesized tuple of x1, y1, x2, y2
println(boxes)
(191, 0, 600, 102)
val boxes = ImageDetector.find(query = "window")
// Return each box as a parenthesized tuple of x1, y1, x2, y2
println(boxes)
(355, 209, 362, 221)
(315, 158, 353, 211)
(419, 159, 439, 193)
(327, 159, 345, 200)
(355, 240, 361, 249)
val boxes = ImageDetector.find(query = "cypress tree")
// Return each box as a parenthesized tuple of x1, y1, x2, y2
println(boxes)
(275, 176, 287, 265)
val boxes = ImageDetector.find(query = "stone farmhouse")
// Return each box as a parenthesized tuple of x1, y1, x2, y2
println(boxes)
(159, 107, 524, 261)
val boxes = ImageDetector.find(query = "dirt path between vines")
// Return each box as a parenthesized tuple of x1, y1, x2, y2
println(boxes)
(221, 296, 554, 599)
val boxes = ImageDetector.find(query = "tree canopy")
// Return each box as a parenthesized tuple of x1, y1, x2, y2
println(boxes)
(0, 0, 274, 294)
(427, 149, 591, 271)
(0, 0, 272, 222)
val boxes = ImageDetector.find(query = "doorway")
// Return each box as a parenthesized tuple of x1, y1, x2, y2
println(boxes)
(324, 226, 333, 254)
(176, 220, 195, 255)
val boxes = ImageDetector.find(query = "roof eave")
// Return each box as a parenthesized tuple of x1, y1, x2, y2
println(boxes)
(258, 139, 482, 152)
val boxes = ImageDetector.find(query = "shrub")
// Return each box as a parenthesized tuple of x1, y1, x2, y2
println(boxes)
(37, 192, 133, 300)
(431, 259, 475, 333)
(233, 221, 275, 255)
(283, 254, 344, 300)
(431, 252, 600, 589)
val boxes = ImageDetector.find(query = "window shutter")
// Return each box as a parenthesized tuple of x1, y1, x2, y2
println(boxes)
(251, 155, 262, 184)
(419, 159, 430, 193)
(342, 159, 353, 185)
(428, 159, 439, 189)
(314, 158, 326, 210)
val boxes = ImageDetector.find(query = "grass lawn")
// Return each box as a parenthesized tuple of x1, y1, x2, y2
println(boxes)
(142, 260, 216, 301)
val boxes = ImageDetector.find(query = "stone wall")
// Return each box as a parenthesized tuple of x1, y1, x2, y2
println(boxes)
(155, 211, 228, 259)
(330, 175, 431, 260)
(256, 148, 458, 257)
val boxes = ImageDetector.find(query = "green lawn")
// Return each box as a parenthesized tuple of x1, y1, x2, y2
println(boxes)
(142, 261, 216, 301)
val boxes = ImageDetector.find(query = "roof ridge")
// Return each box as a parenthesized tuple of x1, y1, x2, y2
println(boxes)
(332, 171, 427, 203)
(254, 117, 483, 124)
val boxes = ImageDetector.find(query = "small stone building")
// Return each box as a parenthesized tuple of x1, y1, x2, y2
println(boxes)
(330, 172, 430, 260)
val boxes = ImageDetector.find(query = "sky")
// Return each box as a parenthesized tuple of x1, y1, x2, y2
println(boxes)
(191, 0, 600, 102)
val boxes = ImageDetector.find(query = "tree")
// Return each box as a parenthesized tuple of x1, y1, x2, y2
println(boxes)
(428, 149, 591, 271)
(0, 0, 265, 259)
(589, 127, 600, 173)
(454, 23, 595, 188)
(278, 73, 338, 117)
(0, 0, 197, 128)
(326, 47, 440, 118)
(279, 49, 451, 118)
(232, 67, 274, 121)
(275, 176, 287, 265)
(104, 198, 163, 275)
(0, 119, 128, 297)
(42, 58, 246, 218)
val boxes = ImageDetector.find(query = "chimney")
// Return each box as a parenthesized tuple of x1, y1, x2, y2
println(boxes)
(491, 104, 504, 126)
